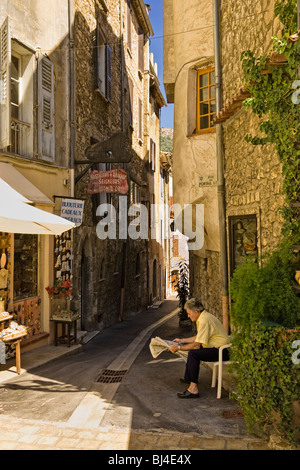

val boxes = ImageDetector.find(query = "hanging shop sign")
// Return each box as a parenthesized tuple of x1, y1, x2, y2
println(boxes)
(61, 199, 85, 226)
(87, 169, 129, 195)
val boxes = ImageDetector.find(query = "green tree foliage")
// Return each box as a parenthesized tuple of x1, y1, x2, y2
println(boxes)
(230, 241, 300, 328)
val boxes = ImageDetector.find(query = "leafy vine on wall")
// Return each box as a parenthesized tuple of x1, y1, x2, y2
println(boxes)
(241, 0, 300, 237)
(229, 0, 300, 444)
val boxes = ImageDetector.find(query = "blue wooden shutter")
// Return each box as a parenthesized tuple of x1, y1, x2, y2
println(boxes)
(105, 44, 112, 103)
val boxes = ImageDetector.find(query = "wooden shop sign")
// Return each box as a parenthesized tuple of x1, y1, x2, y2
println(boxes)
(88, 169, 129, 194)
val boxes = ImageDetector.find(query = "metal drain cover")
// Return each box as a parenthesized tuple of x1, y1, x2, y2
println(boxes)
(96, 369, 128, 384)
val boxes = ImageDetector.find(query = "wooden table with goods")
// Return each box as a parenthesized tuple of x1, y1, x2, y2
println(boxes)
(0, 312, 27, 374)
(51, 312, 79, 347)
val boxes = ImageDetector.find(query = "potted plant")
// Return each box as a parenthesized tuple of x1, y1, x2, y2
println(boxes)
(172, 261, 190, 325)
(46, 279, 72, 316)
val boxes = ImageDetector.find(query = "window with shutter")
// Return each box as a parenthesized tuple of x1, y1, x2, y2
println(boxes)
(38, 55, 55, 161)
(0, 17, 34, 156)
(95, 23, 106, 95)
(105, 44, 112, 103)
(127, 0, 132, 51)
(128, 76, 133, 127)
(138, 98, 143, 141)
(196, 67, 216, 133)
(150, 138, 156, 172)
(0, 17, 11, 149)
(95, 23, 112, 103)
(138, 29, 144, 72)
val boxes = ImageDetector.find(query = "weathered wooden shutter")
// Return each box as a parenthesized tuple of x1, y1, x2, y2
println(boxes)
(95, 23, 102, 91)
(0, 17, 11, 149)
(128, 77, 133, 127)
(138, 29, 144, 72)
(150, 138, 156, 172)
(105, 43, 112, 103)
(127, 0, 132, 50)
(138, 97, 143, 140)
(38, 55, 55, 160)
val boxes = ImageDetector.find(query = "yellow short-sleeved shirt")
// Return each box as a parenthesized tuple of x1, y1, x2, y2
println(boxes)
(195, 310, 230, 348)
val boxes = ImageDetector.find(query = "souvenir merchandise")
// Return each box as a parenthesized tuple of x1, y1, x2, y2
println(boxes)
(0, 312, 27, 361)
(14, 234, 38, 301)
(0, 232, 11, 312)
(51, 310, 79, 322)
(0, 321, 27, 341)
(13, 297, 41, 338)
(54, 230, 73, 287)
(0, 268, 8, 289)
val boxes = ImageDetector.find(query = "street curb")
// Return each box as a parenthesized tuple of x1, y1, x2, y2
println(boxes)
(128, 429, 270, 450)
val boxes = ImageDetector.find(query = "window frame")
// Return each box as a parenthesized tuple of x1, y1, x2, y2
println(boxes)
(95, 23, 112, 103)
(196, 67, 216, 134)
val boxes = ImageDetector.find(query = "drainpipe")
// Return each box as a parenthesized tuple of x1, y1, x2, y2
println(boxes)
(69, 0, 75, 197)
(120, 0, 126, 320)
(213, 0, 229, 332)
(120, 0, 125, 133)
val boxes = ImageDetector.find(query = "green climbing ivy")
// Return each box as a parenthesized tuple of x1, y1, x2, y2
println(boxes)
(229, 0, 300, 444)
(230, 323, 300, 443)
(241, 0, 300, 237)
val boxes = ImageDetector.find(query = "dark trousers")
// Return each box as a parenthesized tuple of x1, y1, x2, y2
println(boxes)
(184, 347, 230, 383)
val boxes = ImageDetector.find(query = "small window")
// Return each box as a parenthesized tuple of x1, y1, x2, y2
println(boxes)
(127, 0, 132, 51)
(130, 181, 141, 205)
(138, 97, 143, 141)
(128, 76, 133, 127)
(95, 23, 112, 102)
(150, 138, 156, 172)
(196, 68, 216, 133)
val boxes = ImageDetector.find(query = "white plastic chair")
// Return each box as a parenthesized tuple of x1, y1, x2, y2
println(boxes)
(211, 343, 232, 399)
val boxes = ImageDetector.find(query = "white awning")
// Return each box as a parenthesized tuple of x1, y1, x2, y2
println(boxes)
(0, 178, 75, 235)
(0, 162, 53, 205)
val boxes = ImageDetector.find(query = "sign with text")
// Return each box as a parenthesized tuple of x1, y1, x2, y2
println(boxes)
(61, 199, 84, 226)
(88, 169, 129, 194)
(199, 175, 217, 187)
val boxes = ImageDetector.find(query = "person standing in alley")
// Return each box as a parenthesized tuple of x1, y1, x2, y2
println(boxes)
(169, 298, 230, 398)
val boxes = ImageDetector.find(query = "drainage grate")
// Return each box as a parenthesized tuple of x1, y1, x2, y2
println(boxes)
(96, 369, 128, 384)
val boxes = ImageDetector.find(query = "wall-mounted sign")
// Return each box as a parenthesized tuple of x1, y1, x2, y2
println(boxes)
(88, 169, 128, 194)
(61, 198, 84, 226)
(199, 175, 217, 187)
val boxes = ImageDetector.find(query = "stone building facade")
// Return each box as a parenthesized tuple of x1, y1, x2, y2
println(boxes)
(163, 0, 222, 319)
(215, 0, 284, 280)
(72, 0, 168, 331)
(0, 0, 72, 352)
(163, 0, 286, 327)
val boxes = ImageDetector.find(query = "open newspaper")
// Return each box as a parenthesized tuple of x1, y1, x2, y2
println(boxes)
(149, 336, 188, 362)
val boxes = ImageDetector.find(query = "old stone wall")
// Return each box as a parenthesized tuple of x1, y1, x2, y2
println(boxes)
(223, 109, 285, 259)
(190, 250, 222, 321)
(219, 0, 285, 274)
(72, 0, 158, 331)
(219, 0, 281, 104)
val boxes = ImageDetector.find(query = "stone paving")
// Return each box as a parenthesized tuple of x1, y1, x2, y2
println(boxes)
(0, 298, 285, 451)
(0, 415, 270, 450)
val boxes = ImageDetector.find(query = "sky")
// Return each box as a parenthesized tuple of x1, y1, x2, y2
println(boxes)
(146, 0, 174, 129)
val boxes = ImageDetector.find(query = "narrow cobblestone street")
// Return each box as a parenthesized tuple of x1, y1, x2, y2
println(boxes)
(0, 298, 271, 451)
